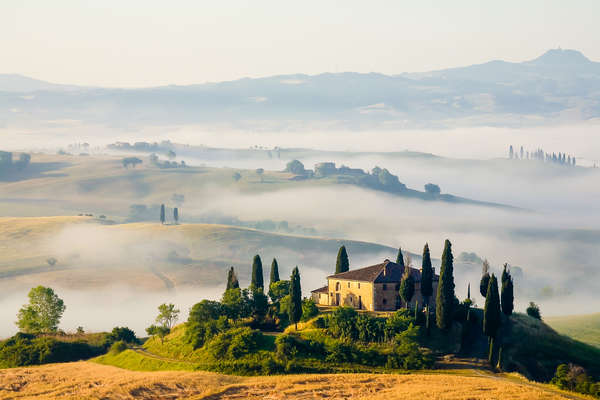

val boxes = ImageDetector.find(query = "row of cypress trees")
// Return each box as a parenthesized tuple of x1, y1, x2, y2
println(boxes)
(226, 255, 303, 329)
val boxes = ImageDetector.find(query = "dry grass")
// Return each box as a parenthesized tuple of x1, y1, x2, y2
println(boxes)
(0, 361, 588, 400)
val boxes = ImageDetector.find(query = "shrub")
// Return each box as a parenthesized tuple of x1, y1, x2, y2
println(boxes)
(206, 327, 261, 360)
(109, 340, 127, 354)
(106, 327, 138, 345)
(384, 309, 415, 341)
(356, 314, 385, 342)
(328, 307, 358, 340)
(301, 298, 319, 322)
(526, 302, 541, 320)
(185, 316, 229, 349)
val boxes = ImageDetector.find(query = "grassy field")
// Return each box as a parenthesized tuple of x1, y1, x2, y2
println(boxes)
(0, 361, 589, 400)
(0, 216, 396, 291)
(546, 313, 600, 349)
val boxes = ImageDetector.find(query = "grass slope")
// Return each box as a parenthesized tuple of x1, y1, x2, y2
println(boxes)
(0, 361, 588, 399)
(546, 313, 600, 349)
(0, 216, 397, 291)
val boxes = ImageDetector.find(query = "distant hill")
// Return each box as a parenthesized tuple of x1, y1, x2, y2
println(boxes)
(546, 313, 600, 348)
(2, 48, 599, 128)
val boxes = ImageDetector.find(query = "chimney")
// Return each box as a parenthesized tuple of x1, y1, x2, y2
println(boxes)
(383, 259, 390, 276)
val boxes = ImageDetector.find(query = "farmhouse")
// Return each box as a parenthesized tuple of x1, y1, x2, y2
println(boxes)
(311, 259, 439, 311)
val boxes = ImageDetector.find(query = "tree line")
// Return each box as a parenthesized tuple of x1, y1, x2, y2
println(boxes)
(508, 145, 576, 166)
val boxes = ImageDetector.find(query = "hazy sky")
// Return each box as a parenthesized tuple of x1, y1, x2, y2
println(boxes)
(2, 0, 599, 87)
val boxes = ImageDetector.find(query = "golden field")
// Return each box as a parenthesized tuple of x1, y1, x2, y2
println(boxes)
(0, 361, 589, 400)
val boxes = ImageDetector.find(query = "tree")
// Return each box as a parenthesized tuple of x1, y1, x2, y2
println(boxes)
(480, 259, 491, 298)
(232, 171, 242, 181)
(167, 150, 176, 160)
(483, 274, 501, 363)
(335, 245, 349, 274)
(399, 266, 415, 308)
(420, 243, 433, 306)
(509, 145, 514, 159)
(285, 159, 305, 175)
(301, 298, 319, 321)
(424, 183, 441, 195)
(288, 266, 302, 329)
(251, 255, 264, 290)
(173, 207, 179, 224)
(436, 239, 455, 331)
(269, 280, 290, 304)
(256, 168, 264, 182)
(395, 247, 404, 267)
(16, 286, 66, 333)
(146, 324, 170, 344)
(268, 258, 280, 300)
(160, 204, 166, 224)
(500, 264, 514, 316)
(226, 267, 240, 290)
(526, 302, 541, 320)
(251, 289, 268, 322)
(222, 288, 251, 319)
(156, 303, 180, 330)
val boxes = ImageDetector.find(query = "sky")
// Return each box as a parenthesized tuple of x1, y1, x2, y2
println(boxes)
(1, 0, 600, 87)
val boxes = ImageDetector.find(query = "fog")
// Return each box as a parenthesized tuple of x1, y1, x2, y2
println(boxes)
(1, 121, 600, 336)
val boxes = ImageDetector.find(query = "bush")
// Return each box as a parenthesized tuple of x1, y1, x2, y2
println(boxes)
(301, 299, 319, 322)
(0, 333, 105, 368)
(185, 316, 229, 349)
(384, 309, 415, 341)
(328, 307, 358, 340)
(356, 314, 385, 342)
(526, 302, 541, 320)
(106, 327, 138, 345)
(206, 327, 261, 360)
(109, 340, 127, 354)
(275, 334, 324, 361)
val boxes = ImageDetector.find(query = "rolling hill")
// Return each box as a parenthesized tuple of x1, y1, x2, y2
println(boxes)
(546, 313, 600, 349)
(0, 216, 399, 293)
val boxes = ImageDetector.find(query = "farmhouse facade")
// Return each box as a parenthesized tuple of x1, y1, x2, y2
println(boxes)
(311, 259, 439, 311)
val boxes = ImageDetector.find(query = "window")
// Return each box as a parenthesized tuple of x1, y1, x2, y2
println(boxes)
(383, 298, 387, 305)
(382, 284, 387, 290)
(336, 282, 340, 291)
(358, 283, 360, 289)
(395, 283, 400, 291)
(348, 282, 350, 288)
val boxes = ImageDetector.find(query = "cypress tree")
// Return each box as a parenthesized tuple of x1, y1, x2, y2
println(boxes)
(251, 255, 264, 290)
(270, 258, 280, 284)
(226, 266, 239, 290)
(480, 259, 490, 298)
(396, 247, 405, 267)
(483, 274, 501, 363)
(436, 239, 455, 331)
(160, 204, 166, 224)
(420, 243, 433, 306)
(467, 282, 471, 300)
(173, 207, 179, 224)
(500, 264, 514, 316)
(335, 245, 349, 274)
(288, 266, 302, 329)
(399, 268, 415, 308)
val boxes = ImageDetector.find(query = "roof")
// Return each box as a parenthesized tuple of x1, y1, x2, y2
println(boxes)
(326, 259, 439, 284)
(311, 286, 328, 294)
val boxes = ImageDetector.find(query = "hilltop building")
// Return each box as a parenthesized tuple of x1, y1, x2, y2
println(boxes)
(311, 259, 439, 311)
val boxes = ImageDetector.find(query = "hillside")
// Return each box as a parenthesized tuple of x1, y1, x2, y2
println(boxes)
(0, 153, 514, 220)
(0, 361, 588, 400)
(0, 216, 398, 292)
(547, 313, 600, 348)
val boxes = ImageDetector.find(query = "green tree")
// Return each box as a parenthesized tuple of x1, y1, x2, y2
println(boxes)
(335, 245, 349, 274)
(156, 303, 180, 329)
(160, 204, 166, 224)
(269, 280, 290, 304)
(288, 266, 302, 329)
(396, 247, 405, 267)
(251, 255, 264, 290)
(270, 258, 280, 284)
(251, 289, 268, 322)
(222, 288, 251, 320)
(526, 302, 541, 320)
(226, 267, 239, 290)
(232, 171, 241, 181)
(173, 207, 179, 224)
(480, 259, 490, 298)
(483, 274, 501, 363)
(420, 243, 433, 306)
(16, 286, 66, 333)
(500, 264, 514, 316)
(301, 298, 319, 321)
(399, 268, 415, 308)
(435, 239, 455, 331)
(146, 324, 170, 344)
